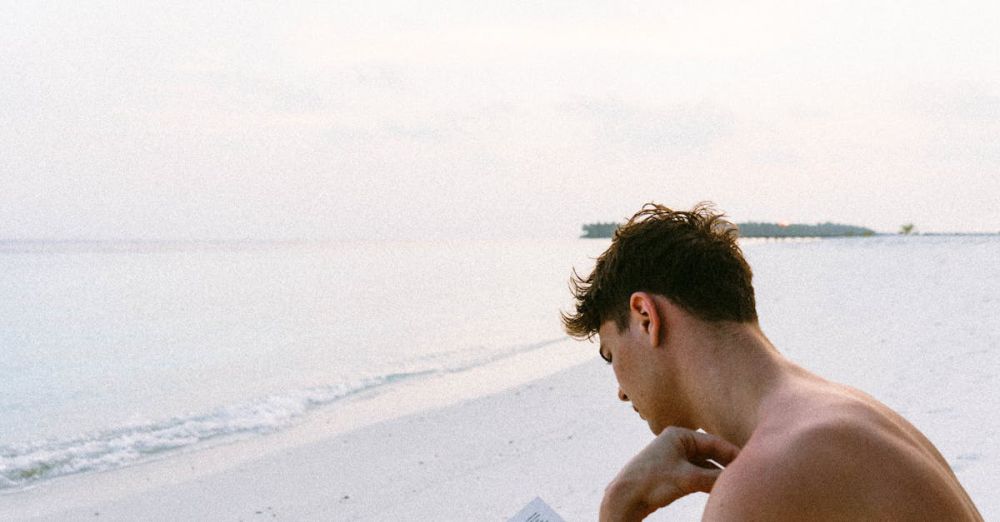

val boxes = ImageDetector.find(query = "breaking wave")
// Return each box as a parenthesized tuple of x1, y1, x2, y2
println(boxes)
(0, 338, 563, 492)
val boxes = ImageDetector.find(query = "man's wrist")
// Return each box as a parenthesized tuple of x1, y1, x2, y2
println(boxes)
(600, 477, 649, 522)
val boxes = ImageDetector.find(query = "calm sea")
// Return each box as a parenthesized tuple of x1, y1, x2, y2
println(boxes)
(1, 236, 998, 498)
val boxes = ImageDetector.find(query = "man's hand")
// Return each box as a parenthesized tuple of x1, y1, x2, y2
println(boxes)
(600, 426, 741, 522)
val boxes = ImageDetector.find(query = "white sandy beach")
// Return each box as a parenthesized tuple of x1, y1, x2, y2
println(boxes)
(4, 336, 996, 521)
(4, 346, 706, 521)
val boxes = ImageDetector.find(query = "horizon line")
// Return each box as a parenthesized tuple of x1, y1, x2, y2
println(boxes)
(2, 231, 1000, 244)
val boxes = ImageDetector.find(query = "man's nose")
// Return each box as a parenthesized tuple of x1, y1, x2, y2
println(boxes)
(617, 388, 629, 402)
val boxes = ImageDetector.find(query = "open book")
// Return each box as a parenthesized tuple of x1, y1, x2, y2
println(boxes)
(507, 497, 567, 522)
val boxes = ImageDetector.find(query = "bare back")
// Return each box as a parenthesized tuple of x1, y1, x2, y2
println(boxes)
(705, 375, 982, 521)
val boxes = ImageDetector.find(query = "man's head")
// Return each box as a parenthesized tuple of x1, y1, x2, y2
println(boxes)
(562, 202, 758, 341)
(564, 202, 759, 433)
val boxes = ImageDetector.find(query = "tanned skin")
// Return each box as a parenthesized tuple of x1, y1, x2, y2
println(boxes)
(596, 292, 982, 521)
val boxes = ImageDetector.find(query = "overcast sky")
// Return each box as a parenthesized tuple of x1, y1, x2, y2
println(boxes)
(2, 0, 998, 239)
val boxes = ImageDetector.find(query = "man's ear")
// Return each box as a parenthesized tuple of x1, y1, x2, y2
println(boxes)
(629, 292, 663, 347)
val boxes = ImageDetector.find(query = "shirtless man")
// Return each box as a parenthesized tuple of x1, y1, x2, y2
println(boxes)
(562, 203, 982, 521)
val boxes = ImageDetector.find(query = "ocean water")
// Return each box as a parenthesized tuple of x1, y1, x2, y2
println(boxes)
(0, 239, 606, 491)
(1, 235, 998, 505)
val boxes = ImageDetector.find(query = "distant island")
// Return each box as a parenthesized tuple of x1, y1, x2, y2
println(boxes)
(581, 221, 876, 238)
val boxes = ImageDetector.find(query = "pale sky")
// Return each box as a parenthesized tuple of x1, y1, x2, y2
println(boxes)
(2, 0, 998, 239)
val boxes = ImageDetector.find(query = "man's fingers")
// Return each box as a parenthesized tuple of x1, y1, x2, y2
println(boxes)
(691, 457, 725, 470)
(646, 464, 721, 509)
(687, 430, 741, 467)
(683, 464, 723, 494)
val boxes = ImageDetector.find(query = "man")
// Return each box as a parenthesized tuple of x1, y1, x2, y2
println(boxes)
(562, 203, 982, 521)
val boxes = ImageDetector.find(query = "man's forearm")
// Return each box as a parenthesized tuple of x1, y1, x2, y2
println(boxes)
(600, 477, 653, 522)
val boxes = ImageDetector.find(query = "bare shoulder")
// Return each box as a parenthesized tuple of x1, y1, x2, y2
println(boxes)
(703, 418, 875, 521)
(703, 398, 981, 521)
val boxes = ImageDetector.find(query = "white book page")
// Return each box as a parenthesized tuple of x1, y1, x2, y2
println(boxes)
(507, 497, 567, 522)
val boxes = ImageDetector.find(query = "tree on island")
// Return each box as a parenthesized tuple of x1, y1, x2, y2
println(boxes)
(736, 222, 875, 238)
(581, 222, 620, 238)
(899, 223, 915, 235)
(580, 221, 876, 238)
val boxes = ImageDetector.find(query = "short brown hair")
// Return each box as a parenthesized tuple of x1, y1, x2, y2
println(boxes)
(562, 202, 757, 339)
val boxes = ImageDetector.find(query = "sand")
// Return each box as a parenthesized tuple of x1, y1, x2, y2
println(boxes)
(3, 342, 994, 521)
(3, 354, 716, 521)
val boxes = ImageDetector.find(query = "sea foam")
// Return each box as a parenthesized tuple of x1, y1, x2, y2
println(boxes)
(0, 337, 563, 492)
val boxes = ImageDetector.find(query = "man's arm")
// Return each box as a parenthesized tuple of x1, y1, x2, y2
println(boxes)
(702, 423, 983, 521)
(599, 427, 740, 522)
(701, 445, 854, 521)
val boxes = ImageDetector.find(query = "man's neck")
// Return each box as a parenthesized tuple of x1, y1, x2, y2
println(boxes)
(678, 322, 797, 447)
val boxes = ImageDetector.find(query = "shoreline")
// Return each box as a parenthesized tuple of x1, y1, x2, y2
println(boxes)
(6, 342, 665, 520)
(4, 328, 995, 519)
(1, 336, 588, 495)
(2, 359, 711, 521)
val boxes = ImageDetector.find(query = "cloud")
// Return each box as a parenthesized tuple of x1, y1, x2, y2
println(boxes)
(567, 98, 735, 155)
